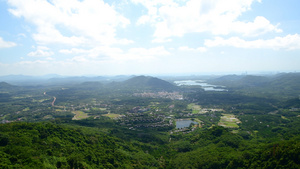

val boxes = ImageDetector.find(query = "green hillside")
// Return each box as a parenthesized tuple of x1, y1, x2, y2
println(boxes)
(0, 122, 159, 168)
(0, 82, 18, 91)
(0, 122, 299, 168)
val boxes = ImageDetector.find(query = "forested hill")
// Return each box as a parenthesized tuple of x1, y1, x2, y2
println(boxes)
(209, 75, 268, 87)
(270, 73, 300, 89)
(208, 73, 300, 97)
(66, 76, 176, 91)
(120, 75, 176, 90)
(0, 122, 159, 168)
(0, 82, 18, 91)
(209, 73, 300, 87)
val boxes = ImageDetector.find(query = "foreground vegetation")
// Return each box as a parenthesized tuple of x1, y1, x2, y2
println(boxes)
(0, 121, 298, 168)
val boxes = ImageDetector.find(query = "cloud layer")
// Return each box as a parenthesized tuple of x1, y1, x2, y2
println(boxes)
(133, 0, 281, 42)
(1, 0, 299, 75)
(8, 0, 131, 46)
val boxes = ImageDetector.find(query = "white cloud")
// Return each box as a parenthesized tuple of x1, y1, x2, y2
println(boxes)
(231, 16, 282, 37)
(27, 46, 54, 57)
(32, 25, 88, 46)
(59, 48, 88, 55)
(178, 46, 207, 52)
(133, 0, 177, 25)
(151, 37, 172, 43)
(8, 0, 131, 46)
(117, 39, 135, 45)
(60, 46, 170, 62)
(71, 56, 89, 62)
(17, 33, 27, 38)
(0, 37, 16, 48)
(204, 34, 300, 50)
(133, 0, 281, 42)
(60, 46, 123, 60)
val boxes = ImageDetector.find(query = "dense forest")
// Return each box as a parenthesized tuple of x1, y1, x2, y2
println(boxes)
(0, 74, 299, 168)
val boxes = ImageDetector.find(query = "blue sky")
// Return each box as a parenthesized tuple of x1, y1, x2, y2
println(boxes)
(0, 0, 300, 76)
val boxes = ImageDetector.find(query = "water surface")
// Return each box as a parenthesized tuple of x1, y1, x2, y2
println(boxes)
(174, 80, 227, 91)
(176, 119, 198, 129)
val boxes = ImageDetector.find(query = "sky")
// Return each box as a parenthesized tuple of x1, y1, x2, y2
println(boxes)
(0, 0, 300, 76)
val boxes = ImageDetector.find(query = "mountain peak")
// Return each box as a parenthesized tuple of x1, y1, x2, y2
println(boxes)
(122, 76, 176, 90)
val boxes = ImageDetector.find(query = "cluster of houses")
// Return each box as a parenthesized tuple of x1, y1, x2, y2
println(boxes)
(118, 106, 174, 130)
(133, 92, 183, 100)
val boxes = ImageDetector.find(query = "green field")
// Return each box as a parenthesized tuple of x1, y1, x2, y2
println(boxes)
(72, 111, 89, 120)
(32, 98, 50, 103)
(22, 107, 30, 111)
(218, 113, 241, 128)
(187, 103, 202, 114)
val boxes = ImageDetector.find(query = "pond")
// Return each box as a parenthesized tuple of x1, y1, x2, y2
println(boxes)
(176, 119, 198, 129)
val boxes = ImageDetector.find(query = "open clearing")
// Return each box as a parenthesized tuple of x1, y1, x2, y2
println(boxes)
(187, 103, 202, 114)
(92, 107, 107, 111)
(72, 111, 89, 120)
(218, 113, 241, 128)
(187, 103, 223, 114)
(193, 118, 203, 127)
(22, 107, 30, 111)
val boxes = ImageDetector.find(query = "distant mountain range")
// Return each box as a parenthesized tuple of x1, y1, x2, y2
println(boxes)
(0, 74, 176, 90)
(1, 73, 299, 93)
(0, 74, 134, 86)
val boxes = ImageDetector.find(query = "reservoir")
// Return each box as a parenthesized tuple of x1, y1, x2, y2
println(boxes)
(176, 119, 198, 129)
(174, 80, 227, 91)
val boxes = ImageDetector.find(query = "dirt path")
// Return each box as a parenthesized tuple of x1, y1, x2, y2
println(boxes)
(52, 97, 56, 106)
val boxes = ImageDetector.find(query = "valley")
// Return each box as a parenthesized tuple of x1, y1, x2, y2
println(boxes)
(0, 73, 299, 168)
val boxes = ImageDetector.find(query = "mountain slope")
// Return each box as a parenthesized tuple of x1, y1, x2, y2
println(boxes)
(209, 75, 270, 87)
(0, 82, 18, 91)
(270, 73, 300, 91)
